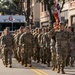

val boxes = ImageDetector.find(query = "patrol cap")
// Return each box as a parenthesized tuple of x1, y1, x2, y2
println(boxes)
(42, 27, 46, 30)
(38, 28, 42, 32)
(5, 27, 10, 30)
(25, 26, 30, 30)
(20, 26, 24, 29)
(60, 21, 65, 26)
(35, 28, 39, 30)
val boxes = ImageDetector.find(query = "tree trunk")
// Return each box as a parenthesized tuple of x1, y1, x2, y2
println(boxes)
(47, 3, 56, 27)
(27, 0, 30, 26)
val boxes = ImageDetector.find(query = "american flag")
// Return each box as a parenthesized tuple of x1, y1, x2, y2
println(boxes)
(54, 0, 61, 30)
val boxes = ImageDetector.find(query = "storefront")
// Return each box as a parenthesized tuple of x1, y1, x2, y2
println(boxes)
(68, 1, 75, 26)
(40, 11, 49, 28)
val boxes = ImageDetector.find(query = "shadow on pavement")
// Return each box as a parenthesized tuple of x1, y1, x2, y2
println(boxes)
(12, 58, 51, 70)
(66, 74, 75, 75)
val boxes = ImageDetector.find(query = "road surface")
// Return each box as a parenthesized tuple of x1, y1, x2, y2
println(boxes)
(0, 58, 75, 75)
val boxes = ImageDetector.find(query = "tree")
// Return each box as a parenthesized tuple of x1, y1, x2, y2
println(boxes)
(12, 0, 23, 14)
(0, 0, 22, 15)
(36, 0, 66, 26)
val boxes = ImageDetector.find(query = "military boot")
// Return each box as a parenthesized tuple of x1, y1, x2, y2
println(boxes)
(3, 61, 5, 65)
(25, 64, 27, 67)
(71, 61, 74, 67)
(9, 64, 12, 68)
(5, 64, 8, 67)
(61, 66, 65, 74)
(21, 59, 24, 65)
(57, 65, 60, 73)
(47, 63, 50, 67)
(5, 62, 8, 67)
(28, 64, 32, 67)
(41, 60, 44, 64)
(43, 61, 46, 64)
(52, 66, 55, 71)
(37, 59, 40, 63)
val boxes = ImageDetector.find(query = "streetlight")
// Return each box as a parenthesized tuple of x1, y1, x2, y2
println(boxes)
(29, 15, 32, 20)
(29, 15, 33, 29)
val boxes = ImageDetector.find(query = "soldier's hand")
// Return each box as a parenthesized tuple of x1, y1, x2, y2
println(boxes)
(22, 44, 25, 47)
(3, 44, 6, 47)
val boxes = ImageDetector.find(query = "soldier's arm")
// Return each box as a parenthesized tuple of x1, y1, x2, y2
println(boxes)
(1, 36, 6, 47)
(16, 34, 19, 45)
(19, 34, 25, 47)
(32, 34, 35, 48)
(12, 35, 16, 49)
(45, 34, 50, 47)
(48, 28, 55, 38)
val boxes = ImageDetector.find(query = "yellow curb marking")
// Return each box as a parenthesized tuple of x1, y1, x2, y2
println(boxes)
(30, 67, 43, 75)
(32, 67, 48, 75)
(30, 67, 49, 75)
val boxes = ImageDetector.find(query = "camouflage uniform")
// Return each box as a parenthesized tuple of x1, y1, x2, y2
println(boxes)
(69, 32, 75, 67)
(41, 32, 47, 64)
(0, 32, 4, 60)
(56, 30, 70, 73)
(1, 32, 15, 67)
(16, 32, 23, 62)
(46, 29, 51, 67)
(50, 36, 56, 70)
(37, 29, 42, 63)
(43, 32, 51, 66)
(49, 27, 70, 74)
(13, 31, 18, 60)
(33, 31, 39, 61)
(19, 31, 34, 67)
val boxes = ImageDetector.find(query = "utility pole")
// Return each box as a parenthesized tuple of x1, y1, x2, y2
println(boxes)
(27, 0, 30, 26)
(20, 0, 24, 15)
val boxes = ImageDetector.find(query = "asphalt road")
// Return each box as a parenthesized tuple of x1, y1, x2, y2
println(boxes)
(0, 58, 75, 75)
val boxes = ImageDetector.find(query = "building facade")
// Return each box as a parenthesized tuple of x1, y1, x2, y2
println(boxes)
(68, 1, 75, 26)
(24, 0, 40, 28)
(40, 2, 49, 28)
(24, 0, 75, 28)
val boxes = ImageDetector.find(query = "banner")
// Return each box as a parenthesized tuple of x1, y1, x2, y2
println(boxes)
(54, 0, 61, 30)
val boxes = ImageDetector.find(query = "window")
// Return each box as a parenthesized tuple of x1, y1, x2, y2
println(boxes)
(0, 23, 25, 31)
(71, 16, 75, 24)
(41, 2, 43, 12)
(44, 2, 47, 11)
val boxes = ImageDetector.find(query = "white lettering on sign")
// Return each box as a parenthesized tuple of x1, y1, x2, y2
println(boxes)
(0, 15, 26, 23)
(9, 16, 13, 21)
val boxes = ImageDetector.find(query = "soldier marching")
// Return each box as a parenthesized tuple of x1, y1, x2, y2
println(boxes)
(0, 21, 75, 74)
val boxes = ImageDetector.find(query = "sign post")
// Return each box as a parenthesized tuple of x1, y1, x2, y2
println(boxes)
(9, 16, 13, 31)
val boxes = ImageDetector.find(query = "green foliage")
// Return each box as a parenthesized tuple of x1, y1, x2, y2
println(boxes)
(0, 0, 21, 15)
(12, 0, 20, 6)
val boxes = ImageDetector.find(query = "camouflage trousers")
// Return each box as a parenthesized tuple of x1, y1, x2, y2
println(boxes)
(33, 47, 37, 61)
(56, 49, 68, 67)
(17, 47, 21, 62)
(51, 52, 56, 66)
(46, 48, 51, 65)
(2, 47, 13, 65)
(36, 47, 40, 62)
(70, 50, 75, 62)
(41, 48, 47, 63)
(14, 49, 18, 60)
(21, 47, 32, 65)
